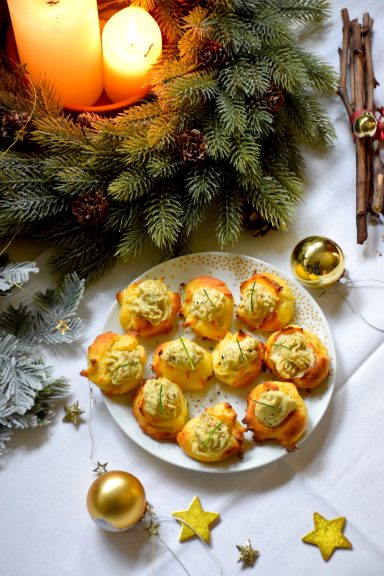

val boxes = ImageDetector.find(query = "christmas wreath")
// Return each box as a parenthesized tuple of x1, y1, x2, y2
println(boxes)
(0, 0, 336, 283)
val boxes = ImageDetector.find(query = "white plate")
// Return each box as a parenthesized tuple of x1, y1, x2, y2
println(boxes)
(102, 252, 335, 473)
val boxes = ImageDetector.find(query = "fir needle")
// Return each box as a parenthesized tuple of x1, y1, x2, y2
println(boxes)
(179, 337, 195, 370)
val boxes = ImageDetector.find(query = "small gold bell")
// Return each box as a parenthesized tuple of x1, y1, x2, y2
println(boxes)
(352, 111, 377, 138)
(291, 236, 345, 289)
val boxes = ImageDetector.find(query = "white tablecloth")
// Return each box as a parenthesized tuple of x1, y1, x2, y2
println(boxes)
(2, 1, 384, 574)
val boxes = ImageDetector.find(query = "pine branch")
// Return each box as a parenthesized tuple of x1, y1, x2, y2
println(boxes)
(250, 176, 298, 229)
(185, 164, 222, 203)
(115, 224, 149, 259)
(144, 189, 183, 249)
(108, 169, 153, 201)
(48, 231, 119, 284)
(269, 0, 331, 24)
(0, 258, 39, 293)
(0, 273, 84, 345)
(283, 93, 336, 147)
(216, 93, 248, 135)
(215, 187, 243, 247)
(229, 134, 262, 179)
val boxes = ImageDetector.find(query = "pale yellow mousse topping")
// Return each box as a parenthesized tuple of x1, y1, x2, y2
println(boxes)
(237, 283, 278, 322)
(219, 337, 259, 372)
(255, 390, 298, 427)
(191, 413, 230, 456)
(190, 287, 226, 322)
(105, 349, 144, 386)
(161, 339, 205, 369)
(142, 377, 182, 419)
(270, 332, 315, 379)
(131, 279, 172, 325)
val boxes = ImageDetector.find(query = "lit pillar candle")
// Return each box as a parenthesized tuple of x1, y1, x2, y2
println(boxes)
(7, 0, 103, 106)
(102, 6, 162, 104)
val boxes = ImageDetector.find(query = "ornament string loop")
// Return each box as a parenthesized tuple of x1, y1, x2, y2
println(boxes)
(152, 515, 224, 576)
(320, 276, 384, 332)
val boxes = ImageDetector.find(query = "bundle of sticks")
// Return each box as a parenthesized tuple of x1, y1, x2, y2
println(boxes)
(337, 9, 384, 244)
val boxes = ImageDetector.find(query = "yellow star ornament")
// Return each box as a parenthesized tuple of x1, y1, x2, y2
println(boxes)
(302, 512, 352, 561)
(62, 400, 84, 424)
(172, 496, 220, 543)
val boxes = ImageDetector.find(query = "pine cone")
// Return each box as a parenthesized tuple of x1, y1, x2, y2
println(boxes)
(243, 206, 273, 237)
(71, 190, 110, 226)
(1, 110, 29, 140)
(77, 112, 101, 130)
(180, 129, 208, 163)
(198, 40, 227, 67)
(264, 84, 285, 113)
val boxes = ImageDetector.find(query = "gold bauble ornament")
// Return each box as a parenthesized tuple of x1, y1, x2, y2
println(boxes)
(291, 236, 345, 289)
(86, 470, 147, 532)
(352, 111, 377, 138)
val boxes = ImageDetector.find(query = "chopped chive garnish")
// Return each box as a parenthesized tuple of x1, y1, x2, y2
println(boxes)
(250, 281, 256, 312)
(236, 338, 245, 361)
(202, 421, 222, 446)
(203, 288, 215, 307)
(158, 384, 163, 413)
(273, 344, 291, 351)
(179, 337, 195, 370)
(249, 397, 275, 409)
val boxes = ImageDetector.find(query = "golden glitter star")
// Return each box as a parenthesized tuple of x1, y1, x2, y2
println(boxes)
(92, 461, 108, 475)
(302, 512, 352, 561)
(62, 400, 84, 424)
(55, 319, 70, 335)
(237, 539, 259, 566)
(172, 496, 220, 543)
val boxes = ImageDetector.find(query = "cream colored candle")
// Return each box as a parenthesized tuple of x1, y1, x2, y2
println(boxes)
(102, 6, 162, 103)
(7, 0, 103, 106)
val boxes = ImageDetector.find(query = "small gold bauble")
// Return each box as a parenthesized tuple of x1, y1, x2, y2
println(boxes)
(291, 236, 345, 289)
(352, 111, 377, 138)
(86, 470, 147, 532)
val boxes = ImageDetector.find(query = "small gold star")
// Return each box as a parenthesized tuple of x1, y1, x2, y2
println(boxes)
(62, 400, 84, 424)
(237, 539, 259, 566)
(55, 319, 70, 335)
(302, 512, 352, 561)
(92, 461, 108, 475)
(172, 496, 220, 543)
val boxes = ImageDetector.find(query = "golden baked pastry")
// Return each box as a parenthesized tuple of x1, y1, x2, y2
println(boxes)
(117, 278, 181, 337)
(264, 325, 330, 389)
(243, 381, 308, 451)
(152, 337, 213, 391)
(177, 402, 245, 462)
(80, 332, 146, 395)
(236, 272, 294, 331)
(181, 276, 234, 341)
(211, 330, 264, 388)
(133, 377, 188, 440)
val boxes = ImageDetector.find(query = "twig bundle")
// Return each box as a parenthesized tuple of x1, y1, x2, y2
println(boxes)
(337, 8, 384, 244)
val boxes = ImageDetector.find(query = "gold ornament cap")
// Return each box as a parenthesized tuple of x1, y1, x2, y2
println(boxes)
(352, 111, 377, 138)
(86, 470, 147, 532)
(291, 236, 345, 289)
